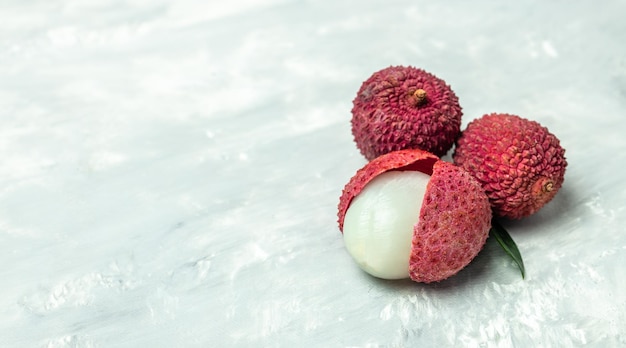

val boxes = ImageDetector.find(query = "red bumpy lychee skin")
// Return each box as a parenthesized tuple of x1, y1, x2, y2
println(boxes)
(453, 113, 567, 220)
(351, 66, 463, 160)
(338, 149, 492, 283)
(408, 159, 492, 282)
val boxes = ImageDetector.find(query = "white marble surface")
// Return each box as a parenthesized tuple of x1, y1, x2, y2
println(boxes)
(1, 1, 625, 347)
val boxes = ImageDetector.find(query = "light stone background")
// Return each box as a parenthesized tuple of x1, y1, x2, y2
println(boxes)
(1, 1, 625, 347)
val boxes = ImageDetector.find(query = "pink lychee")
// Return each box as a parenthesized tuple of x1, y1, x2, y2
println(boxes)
(351, 66, 463, 160)
(453, 113, 567, 219)
(337, 149, 492, 283)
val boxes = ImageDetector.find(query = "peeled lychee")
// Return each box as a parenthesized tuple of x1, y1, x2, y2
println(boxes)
(351, 66, 463, 160)
(337, 149, 492, 283)
(453, 113, 567, 219)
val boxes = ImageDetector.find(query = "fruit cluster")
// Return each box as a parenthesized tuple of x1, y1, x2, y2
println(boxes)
(337, 65, 567, 283)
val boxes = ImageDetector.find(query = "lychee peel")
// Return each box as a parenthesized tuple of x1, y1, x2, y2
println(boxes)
(337, 149, 492, 283)
(409, 160, 492, 283)
(453, 113, 567, 219)
(351, 65, 463, 160)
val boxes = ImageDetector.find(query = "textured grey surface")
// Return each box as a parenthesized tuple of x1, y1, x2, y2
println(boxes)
(1, 1, 625, 347)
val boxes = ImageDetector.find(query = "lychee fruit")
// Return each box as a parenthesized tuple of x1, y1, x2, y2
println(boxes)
(337, 149, 492, 283)
(351, 65, 463, 160)
(453, 113, 567, 219)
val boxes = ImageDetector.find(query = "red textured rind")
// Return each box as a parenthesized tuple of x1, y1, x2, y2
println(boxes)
(351, 65, 463, 160)
(409, 161, 492, 283)
(337, 149, 439, 232)
(453, 113, 567, 219)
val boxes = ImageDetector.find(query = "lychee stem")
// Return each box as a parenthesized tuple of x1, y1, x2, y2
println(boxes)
(413, 89, 427, 106)
(543, 181, 554, 193)
(532, 177, 555, 198)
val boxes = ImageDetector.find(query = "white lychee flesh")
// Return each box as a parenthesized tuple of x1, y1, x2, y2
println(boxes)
(342, 170, 430, 279)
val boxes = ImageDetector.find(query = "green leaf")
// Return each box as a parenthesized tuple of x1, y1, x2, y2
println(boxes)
(490, 218, 525, 279)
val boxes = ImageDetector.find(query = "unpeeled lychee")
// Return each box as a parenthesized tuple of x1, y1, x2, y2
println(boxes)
(351, 66, 463, 160)
(453, 113, 567, 219)
(337, 149, 491, 283)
